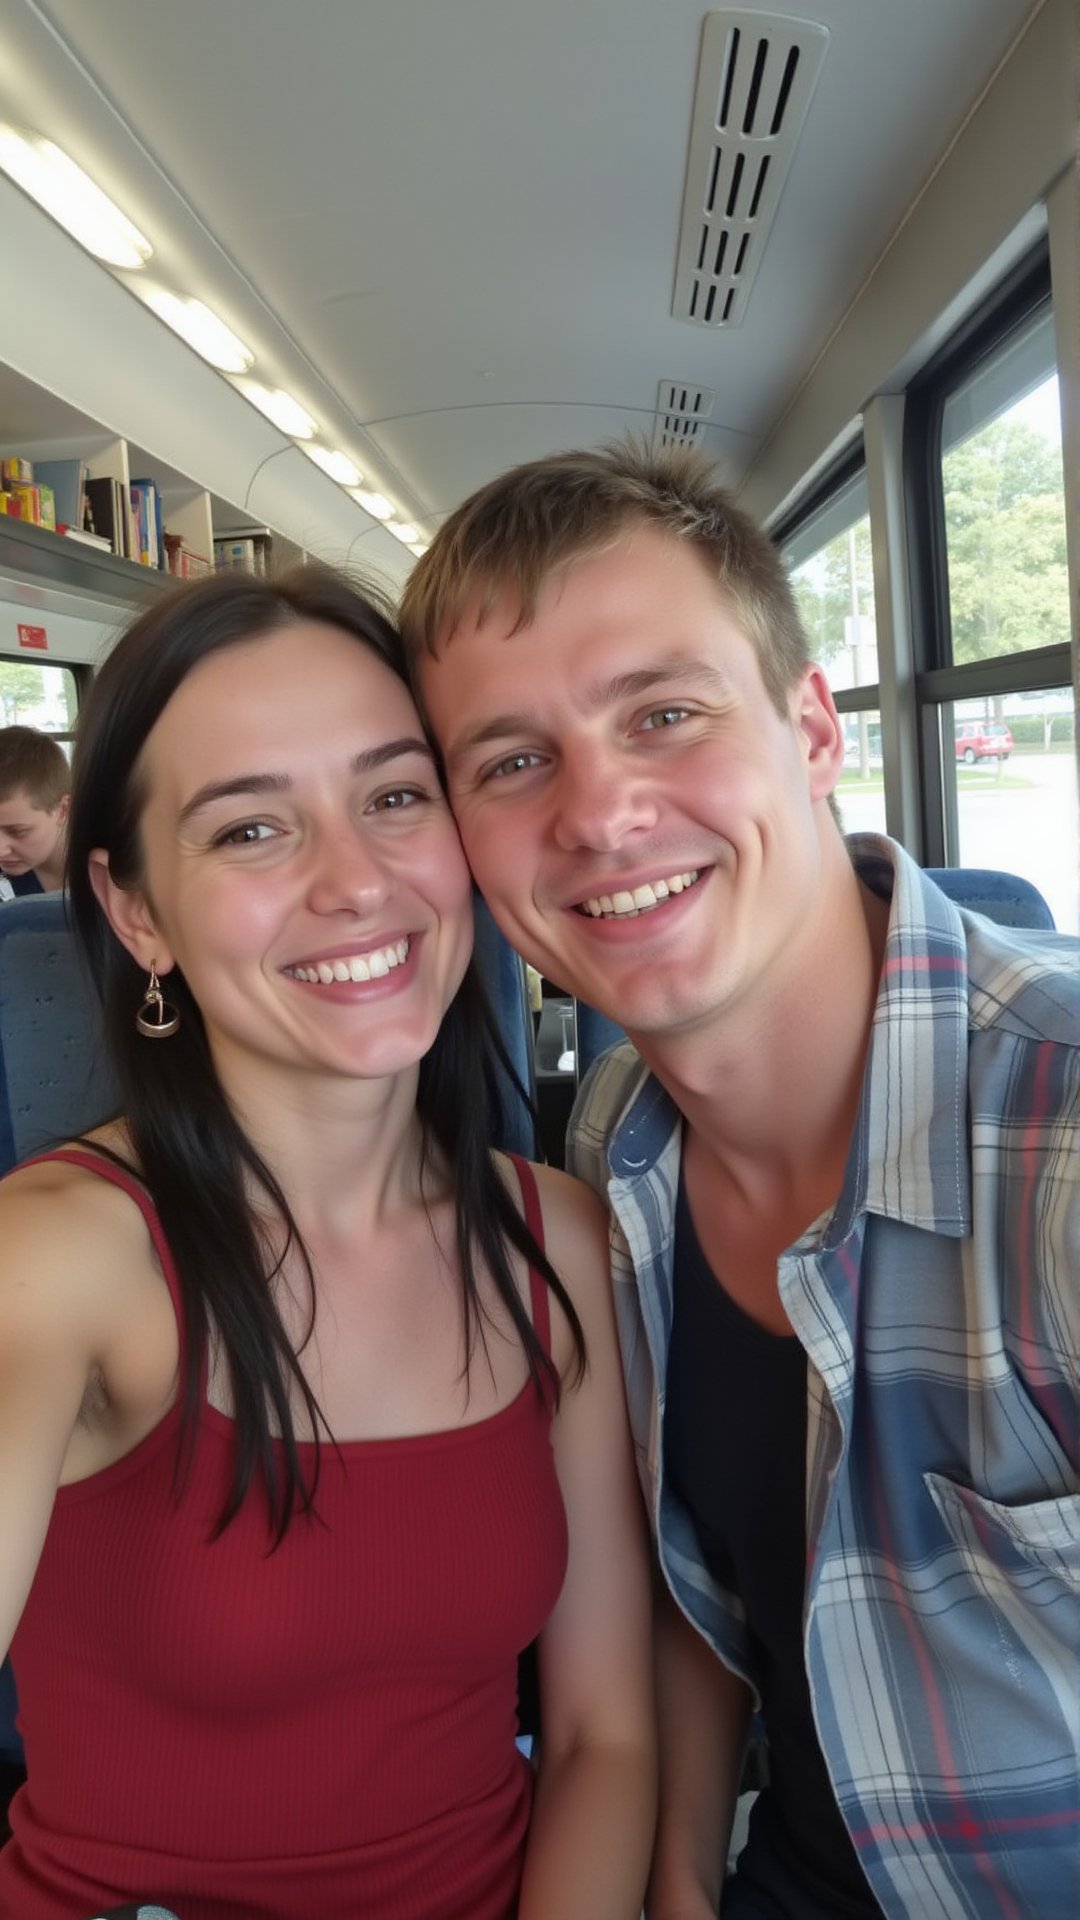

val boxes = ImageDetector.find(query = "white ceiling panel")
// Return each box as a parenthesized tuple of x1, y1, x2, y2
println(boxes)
(0, 0, 1052, 539)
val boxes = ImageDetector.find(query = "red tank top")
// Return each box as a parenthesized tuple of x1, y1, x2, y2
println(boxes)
(1, 1151, 567, 1920)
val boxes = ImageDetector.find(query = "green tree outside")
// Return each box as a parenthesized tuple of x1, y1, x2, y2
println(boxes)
(943, 417, 1069, 663)
(0, 662, 48, 723)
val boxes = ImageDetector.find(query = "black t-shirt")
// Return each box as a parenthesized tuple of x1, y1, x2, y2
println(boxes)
(664, 1171, 880, 1918)
(3, 869, 45, 897)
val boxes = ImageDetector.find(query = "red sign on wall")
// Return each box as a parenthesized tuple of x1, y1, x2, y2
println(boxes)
(17, 623, 48, 651)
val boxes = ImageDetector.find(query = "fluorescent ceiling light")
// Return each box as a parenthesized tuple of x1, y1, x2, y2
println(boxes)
(387, 521, 420, 544)
(351, 490, 394, 521)
(144, 290, 253, 372)
(241, 383, 317, 438)
(407, 543, 429, 558)
(304, 446, 363, 487)
(0, 126, 152, 269)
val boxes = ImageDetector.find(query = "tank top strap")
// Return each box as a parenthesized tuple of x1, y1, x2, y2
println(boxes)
(505, 1152, 552, 1361)
(21, 1148, 188, 1375)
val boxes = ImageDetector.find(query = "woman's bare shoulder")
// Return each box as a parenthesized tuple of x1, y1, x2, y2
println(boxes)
(0, 1126, 154, 1333)
(493, 1152, 614, 1368)
(493, 1151, 607, 1233)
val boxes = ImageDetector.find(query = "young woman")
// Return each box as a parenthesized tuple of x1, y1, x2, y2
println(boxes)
(0, 569, 654, 1920)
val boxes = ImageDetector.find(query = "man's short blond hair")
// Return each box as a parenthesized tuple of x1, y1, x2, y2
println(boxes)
(400, 441, 812, 717)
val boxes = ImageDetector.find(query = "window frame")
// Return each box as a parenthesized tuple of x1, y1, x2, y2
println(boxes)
(903, 245, 1070, 864)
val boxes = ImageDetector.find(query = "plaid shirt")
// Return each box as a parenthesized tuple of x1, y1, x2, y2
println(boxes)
(567, 836, 1079, 1919)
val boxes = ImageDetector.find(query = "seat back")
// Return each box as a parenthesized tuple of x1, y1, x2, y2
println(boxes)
(574, 1000, 627, 1079)
(925, 866, 1055, 929)
(471, 895, 538, 1157)
(0, 892, 119, 1173)
(0, 1654, 20, 1766)
(0, 893, 117, 1772)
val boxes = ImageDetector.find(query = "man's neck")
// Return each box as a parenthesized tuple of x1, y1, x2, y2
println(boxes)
(33, 848, 66, 892)
(635, 868, 891, 1217)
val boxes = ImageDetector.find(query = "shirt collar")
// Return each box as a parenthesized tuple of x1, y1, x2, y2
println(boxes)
(816, 834, 971, 1239)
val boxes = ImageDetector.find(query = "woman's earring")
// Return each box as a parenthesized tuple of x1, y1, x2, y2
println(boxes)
(135, 960, 180, 1039)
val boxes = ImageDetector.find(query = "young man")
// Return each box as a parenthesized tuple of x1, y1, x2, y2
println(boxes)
(0, 726, 70, 898)
(401, 446, 1079, 1920)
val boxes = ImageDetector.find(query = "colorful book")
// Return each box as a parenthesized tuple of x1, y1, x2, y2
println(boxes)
(130, 478, 163, 568)
(33, 460, 87, 533)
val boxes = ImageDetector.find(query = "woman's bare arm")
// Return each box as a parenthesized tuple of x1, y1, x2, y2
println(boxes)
(645, 1580, 753, 1918)
(515, 1163, 657, 1920)
(0, 1161, 172, 1663)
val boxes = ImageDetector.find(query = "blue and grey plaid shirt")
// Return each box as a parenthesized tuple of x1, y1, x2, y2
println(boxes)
(567, 836, 1079, 1919)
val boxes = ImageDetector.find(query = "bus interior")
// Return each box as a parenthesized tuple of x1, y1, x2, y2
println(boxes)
(0, 0, 1077, 1872)
(0, 0, 1075, 939)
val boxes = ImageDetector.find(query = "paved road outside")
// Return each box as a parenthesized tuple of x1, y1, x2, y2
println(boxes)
(839, 752, 1077, 932)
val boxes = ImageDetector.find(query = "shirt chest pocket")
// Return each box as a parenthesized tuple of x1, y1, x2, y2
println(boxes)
(925, 1472, 1080, 1591)
(923, 1470, 1079, 1745)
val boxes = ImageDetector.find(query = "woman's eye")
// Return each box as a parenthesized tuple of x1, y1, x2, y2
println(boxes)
(368, 787, 421, 813)
(640, 706, 690, 731)
(215, 820, 277, 846)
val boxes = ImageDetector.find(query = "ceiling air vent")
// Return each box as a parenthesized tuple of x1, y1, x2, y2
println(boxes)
(672, 11, 828, 329)
(653, 380, 716, 452)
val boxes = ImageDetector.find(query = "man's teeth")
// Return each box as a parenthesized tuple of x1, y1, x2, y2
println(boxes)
(289, 938, 409, 984)
(580, 871, 700, 919)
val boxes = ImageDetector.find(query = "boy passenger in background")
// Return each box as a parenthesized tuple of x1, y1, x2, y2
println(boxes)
(401, 444, 1080, 1920)
(0, 725, 70, 899)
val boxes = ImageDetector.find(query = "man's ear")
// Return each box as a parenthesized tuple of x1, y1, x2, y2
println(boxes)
(792, 664, 845, 801)
(88, 850, 175, 974)
(54, 792, 71, 830)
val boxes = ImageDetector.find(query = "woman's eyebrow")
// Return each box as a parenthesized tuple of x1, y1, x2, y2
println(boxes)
(178, 772, 290, 826)
(178, 737, 434, 825)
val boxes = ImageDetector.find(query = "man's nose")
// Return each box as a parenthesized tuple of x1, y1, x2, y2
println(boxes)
(550, 746, 658, 853)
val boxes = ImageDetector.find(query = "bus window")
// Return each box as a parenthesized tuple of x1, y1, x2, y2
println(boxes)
(937, 310, 1076, 930)
(785, 471, 887, 837)
(0, 660, 79, 748)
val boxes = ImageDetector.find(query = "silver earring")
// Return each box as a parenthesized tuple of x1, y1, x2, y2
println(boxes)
(135, 960, 180, 1039)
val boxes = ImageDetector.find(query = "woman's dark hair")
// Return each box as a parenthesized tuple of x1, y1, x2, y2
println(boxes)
(67, 565, 585, 1542)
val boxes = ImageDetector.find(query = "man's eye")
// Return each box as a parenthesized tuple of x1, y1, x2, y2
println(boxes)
(640, 706, 690, 731)
(488, 750, 543, 780)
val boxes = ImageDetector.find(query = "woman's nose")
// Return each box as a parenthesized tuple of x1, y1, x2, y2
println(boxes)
(304, 827, 390, 914)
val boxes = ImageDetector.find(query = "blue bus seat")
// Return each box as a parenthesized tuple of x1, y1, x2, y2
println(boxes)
(0, 891, 118, 1173)
(1, 891, 115, 1778)
(574, 1001, 627, 1080)
(472, 894, 538, 1157)
(0, 1655, 21, 1767)
(925, 866, 1055, 929)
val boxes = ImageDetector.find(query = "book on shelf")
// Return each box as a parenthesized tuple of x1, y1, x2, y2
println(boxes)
(62, 526, 113, 551)
(8, 483, 42, 525)
(32, 459, 88, 534)
(85, 476, 129, 558)
(163, 532, 212, 578)
(129, 479, 162, 568)
(214, 527, 273, 575)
